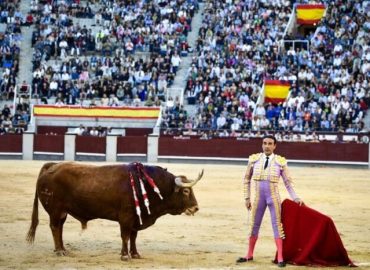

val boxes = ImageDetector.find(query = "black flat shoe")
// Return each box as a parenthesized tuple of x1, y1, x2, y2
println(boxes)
(277, 261, 286, 267)
(236, 257, 253, 263)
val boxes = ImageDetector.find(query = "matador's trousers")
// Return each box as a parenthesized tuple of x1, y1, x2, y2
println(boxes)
(250, 180, 285, 239)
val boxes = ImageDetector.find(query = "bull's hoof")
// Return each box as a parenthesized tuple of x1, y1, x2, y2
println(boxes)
(131, 253, 141, 259)
(55, 249, 68, 256)
(121, 255, 131, 261)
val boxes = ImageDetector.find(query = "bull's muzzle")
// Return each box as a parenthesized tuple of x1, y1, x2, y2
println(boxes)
(185, 205, 199, 216)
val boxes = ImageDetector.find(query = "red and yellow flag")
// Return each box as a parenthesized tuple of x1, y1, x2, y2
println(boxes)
(296, 4, 325, 25)
(264, 80, 290, 104)
(33, 105, 160, 119)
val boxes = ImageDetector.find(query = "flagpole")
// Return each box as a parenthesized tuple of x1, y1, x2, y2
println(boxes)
(283, 88, 292, 108)
(253, 81, 265, 117)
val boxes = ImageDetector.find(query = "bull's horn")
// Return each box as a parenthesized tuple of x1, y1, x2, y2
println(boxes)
(175, 169, 204, 188)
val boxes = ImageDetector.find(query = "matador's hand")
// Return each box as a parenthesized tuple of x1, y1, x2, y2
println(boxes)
(294, 198, 304, 206)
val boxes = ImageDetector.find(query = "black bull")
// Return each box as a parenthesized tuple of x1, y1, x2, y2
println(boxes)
(26, 162, 203, 260)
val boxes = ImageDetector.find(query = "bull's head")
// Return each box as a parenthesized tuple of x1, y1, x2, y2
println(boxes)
(169, 170, 204, 216)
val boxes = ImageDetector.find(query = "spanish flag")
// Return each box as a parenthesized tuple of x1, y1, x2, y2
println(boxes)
(264, 80, 290, 104)
(33, 105, 160, 119)
(296, 4, 326, 25)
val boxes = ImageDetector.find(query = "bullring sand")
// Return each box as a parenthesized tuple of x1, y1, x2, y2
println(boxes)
(0, 160, 369, 269)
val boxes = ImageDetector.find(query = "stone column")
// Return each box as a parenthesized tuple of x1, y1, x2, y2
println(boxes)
(64, 133, 76, 161)
(368, 142, 370, 169)
(147, 134, 159, 163)
(106, 135, 118, 162)
(22, 132, 34, 160)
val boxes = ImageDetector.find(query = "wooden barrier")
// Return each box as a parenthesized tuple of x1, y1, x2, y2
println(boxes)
(125, 128, 153, 137)
(117, 136, 147, 154)
(158, 137, 369, 163)
(76, 136, 106, 154)
(158, 137, 260, 158)
(37, 126, 68, 135)
(0, 134, 22, 153)
(34, 134, 64, 153)
(0, 134, 368, 166)
(277, 141, 367, 162)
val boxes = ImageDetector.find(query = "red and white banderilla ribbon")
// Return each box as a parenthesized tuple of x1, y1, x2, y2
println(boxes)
(138, 177, 151, 215)
(139, 165, 163, 200)
(129, 172, 142, 225)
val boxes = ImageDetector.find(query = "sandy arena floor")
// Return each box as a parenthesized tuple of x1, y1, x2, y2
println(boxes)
(0, 160, 369, 270)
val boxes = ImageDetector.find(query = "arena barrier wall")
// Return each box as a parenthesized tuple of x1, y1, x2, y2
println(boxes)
(158, 137, 260, 158)
(33, 134, 64, 160)
(117, 136, 148, 162)
(157, 136, 369, 167)
(36, 126, 68, 135)
(0, 133, 369, 167)
(124, 128, 153, 137)
(0, 134, 22, 159)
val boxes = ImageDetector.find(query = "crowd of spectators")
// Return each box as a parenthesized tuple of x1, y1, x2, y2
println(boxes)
(31, 54, 176, 106)
(161, 126, 370, 144)
(0, 0, 31, 134)
(0, 0, 23, 101)
(0, 103, 29, 135)
(179, 0, 369, 136)
(1, 0, 369, 139)
(30, 0, 198, 108)
(280, 0, 370, 133)
(73, 124, 113, 137)
(161, 95, 189, 129)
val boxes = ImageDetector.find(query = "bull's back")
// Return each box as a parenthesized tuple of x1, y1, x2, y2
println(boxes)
(37, 162, 133, 221)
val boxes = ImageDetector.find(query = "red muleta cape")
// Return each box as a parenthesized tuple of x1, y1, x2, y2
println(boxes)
(275, 199, 356, 267)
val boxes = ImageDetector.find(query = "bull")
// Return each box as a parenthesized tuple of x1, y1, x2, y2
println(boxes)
(26, 162, 203, 260)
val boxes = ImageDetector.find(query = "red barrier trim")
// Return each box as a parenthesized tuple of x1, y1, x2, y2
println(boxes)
(297, 19, 321, 25)
(296, 4, 325, 9)
(34, 114, 158, 119)
(265, 80, 291, 86)
(34, 105, 160, 111)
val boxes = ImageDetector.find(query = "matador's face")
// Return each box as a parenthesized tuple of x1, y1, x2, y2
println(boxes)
(262, 138, 276, 156)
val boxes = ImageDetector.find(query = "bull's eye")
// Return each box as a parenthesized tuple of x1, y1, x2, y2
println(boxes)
(182, 188, 190, 196)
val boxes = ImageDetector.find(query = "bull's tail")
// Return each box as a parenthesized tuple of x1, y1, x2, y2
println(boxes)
(26, 191, 39, 244)
(26, 162, 57, 244)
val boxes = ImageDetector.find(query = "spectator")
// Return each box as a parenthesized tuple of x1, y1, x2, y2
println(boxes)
(74, 124, 85, 136)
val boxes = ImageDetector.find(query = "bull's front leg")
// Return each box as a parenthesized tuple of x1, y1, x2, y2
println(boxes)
(119, 223, 131, 261)
(130, 230, 141, 259)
